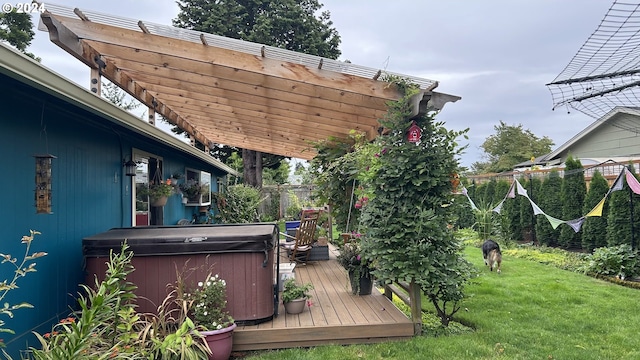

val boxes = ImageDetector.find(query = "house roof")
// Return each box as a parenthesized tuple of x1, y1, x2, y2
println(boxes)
(0, 42, 238, 176)
(544, 106, 640, 161)
(38, 4, 459, 160)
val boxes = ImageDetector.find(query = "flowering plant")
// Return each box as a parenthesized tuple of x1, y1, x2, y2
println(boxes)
(139, 179, 175, 201)
(337, 239, 372, 279)
(186, 273, 234, 331)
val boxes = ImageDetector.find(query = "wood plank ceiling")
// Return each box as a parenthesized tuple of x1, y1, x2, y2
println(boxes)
(39, 5, 450, 160)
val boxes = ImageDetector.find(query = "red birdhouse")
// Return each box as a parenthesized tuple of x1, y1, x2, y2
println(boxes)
(407, 122, 421, 143)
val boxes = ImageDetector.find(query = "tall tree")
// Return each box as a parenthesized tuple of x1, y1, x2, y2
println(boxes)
(473, 121, 554, 173)
(173, 0, 341, 188)
(0, 10, 39, 60)
(581, 170, 609, 252)
(559, 156, 586, 249)
(607, 166, 640, 247)
(535, 171, 563, 246)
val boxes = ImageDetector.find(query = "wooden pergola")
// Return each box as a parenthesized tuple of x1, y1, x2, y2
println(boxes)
(38, 4, 460, 160)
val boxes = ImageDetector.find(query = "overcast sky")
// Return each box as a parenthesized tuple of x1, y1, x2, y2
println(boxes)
(27, 0, 614, 169)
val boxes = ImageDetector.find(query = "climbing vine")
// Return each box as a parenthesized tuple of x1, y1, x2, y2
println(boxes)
(359, 77, 476, 326)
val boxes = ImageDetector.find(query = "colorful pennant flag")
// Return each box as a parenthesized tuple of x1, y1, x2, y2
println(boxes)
(625, 168, 640, 195)
(585, 197, 606, 217)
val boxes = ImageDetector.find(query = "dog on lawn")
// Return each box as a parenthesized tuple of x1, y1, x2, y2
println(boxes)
(482, 239, 502, 273)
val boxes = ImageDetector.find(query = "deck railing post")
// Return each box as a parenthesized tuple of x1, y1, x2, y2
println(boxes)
(409, 280, 422, 336)
(384, 284, 392, 300)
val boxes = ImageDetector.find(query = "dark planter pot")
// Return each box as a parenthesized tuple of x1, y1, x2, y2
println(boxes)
(348, 270, 373, 295)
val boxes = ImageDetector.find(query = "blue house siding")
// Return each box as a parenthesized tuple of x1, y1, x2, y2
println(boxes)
(1, 67, 229, 356)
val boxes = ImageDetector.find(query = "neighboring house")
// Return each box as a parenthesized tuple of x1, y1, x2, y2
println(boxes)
(0, 43, 236, 355)
(542, 106, 640, 167)
(473, 107, 640, 184)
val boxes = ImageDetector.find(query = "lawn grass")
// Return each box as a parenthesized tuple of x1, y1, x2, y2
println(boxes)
(242, 245, 640, 359)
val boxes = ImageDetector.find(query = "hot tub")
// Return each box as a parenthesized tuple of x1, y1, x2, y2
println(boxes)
(82, 223, 277, 325)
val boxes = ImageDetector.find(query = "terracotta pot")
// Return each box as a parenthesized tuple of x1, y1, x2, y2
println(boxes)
(201, 323, 236, 360)
(283, 298, 306, 314)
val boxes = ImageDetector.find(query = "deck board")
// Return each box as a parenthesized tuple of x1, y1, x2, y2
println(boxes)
(232, 243, 414, 351)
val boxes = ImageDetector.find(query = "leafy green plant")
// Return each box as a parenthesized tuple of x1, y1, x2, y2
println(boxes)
(184, 273, 234, 331)
(0, 230, 46, 356)
(213, 184, 264, 223)
(310, 131, 380, 233)
(336, 239, 372, 294)
(559, 156, 586, 249)
(138, 180, 175, 201)
(359, 77, 473, 326)
(30, 243, 209, 359)
(581, 244, 640, 279)
(281, 279, 313, 303)
(581, 170, 609, 251)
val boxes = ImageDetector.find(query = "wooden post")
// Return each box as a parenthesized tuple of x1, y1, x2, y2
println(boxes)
(147, 106, 155, 125)
(90, 68, 100, 95)
(409, 280, 422, 336)
(384, 285, 392, 300)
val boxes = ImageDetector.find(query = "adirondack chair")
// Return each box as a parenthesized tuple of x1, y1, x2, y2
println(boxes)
(280, 210, 320, 263)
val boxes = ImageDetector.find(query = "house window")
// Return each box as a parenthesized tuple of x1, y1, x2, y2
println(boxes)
(183, 168, 211, 206)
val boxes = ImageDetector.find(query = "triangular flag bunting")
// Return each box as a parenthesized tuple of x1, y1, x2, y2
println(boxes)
(610, 169, 625, 193)
(529, 198, 545, 215)
(545, 214, 565, 229)
(506, 181, 516, 199)
(625, 168, 640, 195)
(515, 179, 528, 197)
(566, 217, 586, 233)
(493, 199, 505, 214)
(585, 197, 606, 217)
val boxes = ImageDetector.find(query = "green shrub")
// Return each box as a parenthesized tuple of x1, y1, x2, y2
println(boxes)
(581, 171, 609, 252)
(581, 244, 640, 279)
(559, 156, 585, 249)
(214, 184, 263, 223)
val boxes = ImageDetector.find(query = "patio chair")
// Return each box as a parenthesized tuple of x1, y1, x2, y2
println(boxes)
(280, 209, 320, 263)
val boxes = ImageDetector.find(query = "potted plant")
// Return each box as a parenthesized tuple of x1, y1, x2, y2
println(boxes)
(170, 171, 183, 184)
(337, 238, 374, 295)
(185, 273, 236, 360)
(179, 179, 205, 203)
(139, 179, 175, 207)
(281, 278, 313, 314)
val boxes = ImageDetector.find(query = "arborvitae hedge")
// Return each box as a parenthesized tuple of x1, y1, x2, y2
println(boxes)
(535, 171, 563, 246)
(494, 179, 512, 240)
(520, 176, 542, 243)
(559, 156, 586, 249)
(607, 166, 640, 247)
(582, 170, 609, 252)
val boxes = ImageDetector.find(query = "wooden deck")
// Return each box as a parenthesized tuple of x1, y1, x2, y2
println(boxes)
(232, 244, 414, 351)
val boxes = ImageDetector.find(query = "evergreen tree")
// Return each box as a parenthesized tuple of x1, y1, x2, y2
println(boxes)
(494, 179, 511, 240)
(607, 166, 640, 247)
(172, 0, 341, 187)
(503, 185, 522, 241)
(520, 176, 541, 243)
(559, 156, 586, 249)
(581, 170, 609, 251)
(0, 10, 39, 60)
(535, 171, 563, 246)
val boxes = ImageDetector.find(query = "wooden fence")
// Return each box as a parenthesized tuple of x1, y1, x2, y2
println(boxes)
(259, 184, 315, 220)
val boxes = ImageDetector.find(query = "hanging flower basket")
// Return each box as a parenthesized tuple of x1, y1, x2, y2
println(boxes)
(150, 196, 168, 207)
